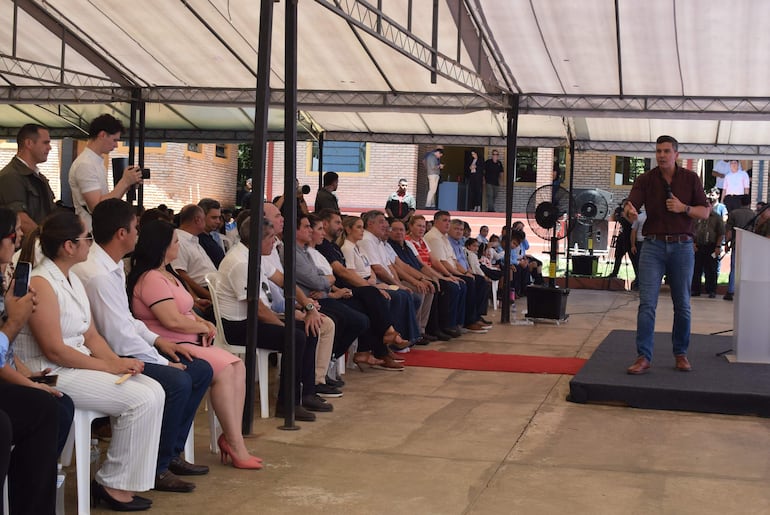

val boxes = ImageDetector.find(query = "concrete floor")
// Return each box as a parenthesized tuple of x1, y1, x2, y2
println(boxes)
(78, 289, 770, 514)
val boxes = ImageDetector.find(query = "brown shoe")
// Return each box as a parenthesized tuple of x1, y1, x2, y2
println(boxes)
(168, 456, 209, 476)
(626, 356, 651, 375)
(675, 355, 692, 371)
(154, 471, 195, 493)
(372, 355, 405, 371)
(463, 322, 488, 334)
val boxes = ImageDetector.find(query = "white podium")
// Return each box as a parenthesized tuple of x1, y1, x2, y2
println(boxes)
(733, 228, 770, 363)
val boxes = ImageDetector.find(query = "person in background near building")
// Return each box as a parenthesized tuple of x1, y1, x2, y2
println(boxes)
(241, 178, 253, 209)
(0, 124, 57, 235)
(607, 200, 633, 279)
(691, 196, 725, 298)
(723, 195, 755, 301)
(220, 207, 239, 251)
(465, 150, 483, 211)
(69, 114, 143, 231)
(384, 179, 416, 222)
(623, 135, 709, 375)
(424, 148, 444, 208)
(711, 160, 730, 201)
(722, 160, 750, 212)
(313, 172, 340, 212)
(172, 204, 218, 313)
(197, 198, 225, 267)
(629, 208, 647, 290)
(483, 150, 503, 212)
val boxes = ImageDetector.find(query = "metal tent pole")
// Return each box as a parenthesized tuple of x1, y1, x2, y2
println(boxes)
(243, 0, 275, 434)
(279, 0, 299, 431)
(501, 97, 519, 323)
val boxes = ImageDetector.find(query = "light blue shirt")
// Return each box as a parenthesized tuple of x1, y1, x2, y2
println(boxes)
(0, 331, 8, 367)
(449, 237, 470, 270)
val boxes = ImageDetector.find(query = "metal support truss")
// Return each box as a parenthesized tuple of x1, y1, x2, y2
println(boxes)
(0, 55, 118, 89)
(576, 140, 770, 159)
(522, 95, 770, 121)
(313, 0, 508, 104)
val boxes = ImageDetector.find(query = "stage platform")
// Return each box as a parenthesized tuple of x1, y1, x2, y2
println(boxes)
(568, 329, 770, 417)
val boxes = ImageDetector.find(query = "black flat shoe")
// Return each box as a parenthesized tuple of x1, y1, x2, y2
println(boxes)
(91, 480, 151, 512)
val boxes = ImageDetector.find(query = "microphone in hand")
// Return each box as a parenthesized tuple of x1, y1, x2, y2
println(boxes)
(664, 184, 673, 199)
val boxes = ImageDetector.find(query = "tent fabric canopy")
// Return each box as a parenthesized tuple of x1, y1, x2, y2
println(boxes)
(2, 0, 770, 156)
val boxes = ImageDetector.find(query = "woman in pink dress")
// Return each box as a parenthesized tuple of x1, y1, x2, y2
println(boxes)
(127, 220, 261, 469)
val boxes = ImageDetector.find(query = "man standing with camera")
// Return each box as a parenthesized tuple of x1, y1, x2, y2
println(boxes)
(623, 135, 709, 375)
(69, 114, 143, 231)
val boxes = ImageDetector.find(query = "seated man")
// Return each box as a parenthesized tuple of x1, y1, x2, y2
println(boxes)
(294, 213, 369, 392)
(448, 219, 491, 327)
(357, 210, 421, 344)
(197, 198, 225, 267)
(74, 198, 214, 493)
(424, 211, 489, 333)
(387, 218, 442, 343)
(172, 204, 217, 307)
(216, 215, 327, 420)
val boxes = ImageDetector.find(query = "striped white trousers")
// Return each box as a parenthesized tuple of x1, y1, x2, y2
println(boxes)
(56, 368, 164, 491)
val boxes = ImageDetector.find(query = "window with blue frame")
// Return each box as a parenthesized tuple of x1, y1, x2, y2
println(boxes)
(310, 141, 367, 173)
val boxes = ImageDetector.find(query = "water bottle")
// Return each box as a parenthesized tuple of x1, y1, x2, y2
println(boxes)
(90, 438, 100, 472)
(55, 463, 65, 515)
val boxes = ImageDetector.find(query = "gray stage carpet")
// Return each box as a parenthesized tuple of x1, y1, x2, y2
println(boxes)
(568, 330, 770, 417)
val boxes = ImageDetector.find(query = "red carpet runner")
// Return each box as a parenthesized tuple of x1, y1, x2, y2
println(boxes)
(404, 349, 586, 375)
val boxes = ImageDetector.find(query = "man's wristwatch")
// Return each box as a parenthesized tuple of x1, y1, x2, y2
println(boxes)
(303, 303, 315, 312)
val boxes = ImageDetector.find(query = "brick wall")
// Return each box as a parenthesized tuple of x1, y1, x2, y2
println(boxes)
(268, 141, 420, 212)
(112, 143, 239, 211)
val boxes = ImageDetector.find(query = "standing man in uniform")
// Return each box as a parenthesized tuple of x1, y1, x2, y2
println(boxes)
(0, 124, 56, 234)
(623, 136, 709, 375)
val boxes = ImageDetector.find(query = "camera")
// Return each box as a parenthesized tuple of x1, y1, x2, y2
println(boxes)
(298, 184, 311, 195)
(141, 168, 151, 179)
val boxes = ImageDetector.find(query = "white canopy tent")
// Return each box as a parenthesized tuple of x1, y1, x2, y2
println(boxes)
(3, 0, 770, 157)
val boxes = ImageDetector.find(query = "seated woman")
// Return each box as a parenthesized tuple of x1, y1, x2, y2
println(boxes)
(0, 208, 74, 515)
(339, 216, 416, 369)
(127, 220, 262, 469)
(14, 211, 164, 512)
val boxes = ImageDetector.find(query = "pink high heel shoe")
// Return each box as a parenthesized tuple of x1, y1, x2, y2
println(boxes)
(218, 434, 263, 470)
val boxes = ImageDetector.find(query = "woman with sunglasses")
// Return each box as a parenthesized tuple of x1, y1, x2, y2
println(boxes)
(126, 220, 262, 469)
(13, 211, 165, 511)
(0, 208, 76, 515)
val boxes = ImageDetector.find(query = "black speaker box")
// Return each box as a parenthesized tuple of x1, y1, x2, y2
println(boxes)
(525, 285, 569, 320)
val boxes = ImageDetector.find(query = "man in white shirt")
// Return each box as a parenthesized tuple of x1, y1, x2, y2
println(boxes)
(722, 160, 751, 212)
(73, 198, 213, 492)
(69, 114, 143, 231)
(216, 215, 328, 419)
(711, 160, 730, 200)
(424, 210, 488, 333)
(172, 204, 218, 307)
(359, 210, 422, 343)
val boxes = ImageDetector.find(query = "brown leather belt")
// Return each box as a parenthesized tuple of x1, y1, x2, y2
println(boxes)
(645, 234, 693, 243)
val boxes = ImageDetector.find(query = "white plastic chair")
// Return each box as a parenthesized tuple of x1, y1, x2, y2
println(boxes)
(206, 272, 276, 419)
(183, 391, 220, 461)
(491, 279, 500, 310)
(60, 408, 109, 515)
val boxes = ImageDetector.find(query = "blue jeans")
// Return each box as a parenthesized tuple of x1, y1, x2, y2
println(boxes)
(635, 238, 694, 362)
(485, 184, 499, 212)
(143, 358, 213, 474)
(727, 244, 737, 294)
